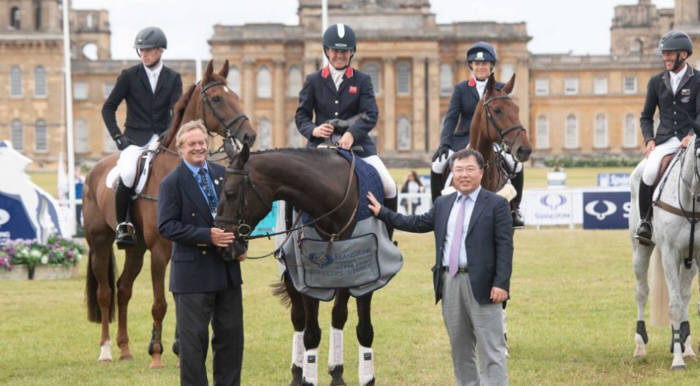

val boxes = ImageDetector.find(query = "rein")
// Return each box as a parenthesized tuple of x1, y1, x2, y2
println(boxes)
(200, 80, 250, 157)
(483, 95, 526, 160)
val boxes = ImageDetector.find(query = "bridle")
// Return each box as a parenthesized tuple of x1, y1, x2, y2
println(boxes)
(200, 80, 250, 154)
(482, 95, 526, 161)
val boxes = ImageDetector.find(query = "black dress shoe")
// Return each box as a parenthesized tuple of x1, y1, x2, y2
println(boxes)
(634, 221, 653, 246)
(512, 208, 524, 228)
(116, 222, 136, 249)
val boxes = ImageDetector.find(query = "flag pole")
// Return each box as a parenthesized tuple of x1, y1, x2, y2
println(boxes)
(62, 0, 77, 237)
(322, 0, 328, 66)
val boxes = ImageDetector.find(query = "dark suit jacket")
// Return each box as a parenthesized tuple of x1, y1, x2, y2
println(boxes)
(102, 64, 183, 146)
(295, 65, 379, 157)
(640, 65, 700, 146)
(378, 189, 513, 304)
(440, 78, 504, 150)
(157, 161, 242, 294)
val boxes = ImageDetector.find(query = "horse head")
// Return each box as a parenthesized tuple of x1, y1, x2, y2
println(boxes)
(215, 144, 271, 258)
(198, 60, 256, 149)
(478, 73, 532, 163)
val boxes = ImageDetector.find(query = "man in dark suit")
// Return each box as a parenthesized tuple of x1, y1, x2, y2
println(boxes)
(368, 149, 512, 386)
(103, 26, 183, 247)
(158, 120, 244, 386)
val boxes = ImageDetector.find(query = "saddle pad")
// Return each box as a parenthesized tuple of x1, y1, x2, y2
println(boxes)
(105, 141, 159, 193)
(299, 233, 380, 289)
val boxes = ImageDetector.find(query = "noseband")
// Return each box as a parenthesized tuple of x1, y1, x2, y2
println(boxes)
(214, 167, 271, 239)
(482, 95, 526, 160)
(200, 80, 249, 150)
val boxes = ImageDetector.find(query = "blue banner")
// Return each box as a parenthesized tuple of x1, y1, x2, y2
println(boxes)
(582, 191, 631, 229)
(597, 173, 630, 188)
(251, 201, 278, 236)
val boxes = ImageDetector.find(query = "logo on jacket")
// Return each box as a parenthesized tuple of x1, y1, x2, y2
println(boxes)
(584, 200, 617, 220)
(540, 194, 567, 210)
(349, 85, 357, 94)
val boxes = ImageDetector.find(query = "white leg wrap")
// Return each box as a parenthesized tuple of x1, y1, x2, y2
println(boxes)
(633, 334, 647, 358)
(358, 345, 375, 385)
(291, 331, 304, 368)
(683, 335, 697, 360)
(98, 340, 112, 362)
(328, 327, 343, 369)
(303, 348, 319, 386)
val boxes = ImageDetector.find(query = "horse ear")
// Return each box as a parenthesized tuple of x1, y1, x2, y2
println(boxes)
(485, 72, 496, 96)
(503, 73, 516, 94)
(203, 60, 214, 84)
(219, 59, 229, 79)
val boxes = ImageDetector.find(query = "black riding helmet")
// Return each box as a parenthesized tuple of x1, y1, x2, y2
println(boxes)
(466, 41, 497, 74)
(659, 31, 693, 71)
(323, 24, 356, 66)
(134, 26, 167, 54)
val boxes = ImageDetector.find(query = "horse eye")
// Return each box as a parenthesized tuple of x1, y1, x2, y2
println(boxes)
(494, 107, 502, 114)
(212, 96, 221, 103)
(225, 189, 236, 198)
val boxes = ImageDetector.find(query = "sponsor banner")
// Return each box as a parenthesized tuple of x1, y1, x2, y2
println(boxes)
(582, 191, 631, 229)
(597, 173, 631, 188)
(521, 189, 582, 226)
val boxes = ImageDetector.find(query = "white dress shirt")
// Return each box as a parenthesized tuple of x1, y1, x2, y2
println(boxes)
(670, 63, 688, 95)
(329, 65, 345, 91)
(442, 186, 481, 268)
(475, 78, 487, 99)
(143, 60, 163, 93)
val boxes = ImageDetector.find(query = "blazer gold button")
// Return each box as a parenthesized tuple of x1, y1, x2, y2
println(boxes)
(202, 250, 207, 255)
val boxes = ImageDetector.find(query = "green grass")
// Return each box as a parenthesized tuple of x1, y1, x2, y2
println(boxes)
(2, 230, 700, 385)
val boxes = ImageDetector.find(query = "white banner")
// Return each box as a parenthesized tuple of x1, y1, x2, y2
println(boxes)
(521, 189, 583, 227)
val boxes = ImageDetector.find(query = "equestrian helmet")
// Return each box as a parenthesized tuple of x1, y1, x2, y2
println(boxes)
(659, 31, 693, 56)
(323, 24, 357, 52)
(134, 26, 168, 50)
(466, 41, 498, 64)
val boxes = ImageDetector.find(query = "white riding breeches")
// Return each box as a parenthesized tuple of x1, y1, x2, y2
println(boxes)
(642, 137, 681, 186)
(494, 143, 523, 173)
(431, 149, 455, 174)
(116, 134, 159, 188)
(362, 155, 397, 199)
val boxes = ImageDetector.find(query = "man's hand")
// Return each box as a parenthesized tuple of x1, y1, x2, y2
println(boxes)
(644, 140, 655, 157)
(210, 227, 235, 247)
(312, 123, 334, 139)
(337, 131, 354, 150)
(366, 192, 382, 216)
(490, 286, 508, 303)
(681, 134, 693, 148)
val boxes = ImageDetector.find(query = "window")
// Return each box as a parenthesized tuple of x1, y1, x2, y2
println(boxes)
(535, 115, 549, 149)
(363, 62, 380, 94)
(594, 113, 608, 148)
(82, 43, 98, 61)
(256, 66, 271, 98)
(258, 118, 271, 149)
(227, 65, 240, 95)
(565, 114, 578, 149)
(10, 119, 23, 150)
(396, 61, 411, 95)
(440, 63, 453, 96)
(564, 78, 578, 95)
(397, 116, 412, 151)
(288, 120, 304, 148)
(103, 83, 114, 99)
(35, 119, 47, 152)
(624, 76, 637, 94)
(287, 66, 302, 97)
(10, 6, 20, 29)
(624, 113, 637, 148)
(593, 77, 607, 95)
(86, 13, 93, 29)
(75, 119, 89, 153)
(103, 129, 117, 153)
(10, 66, 22, 97)
(33, 0, 41, 30)
(500, 63, 514, 83)
(34, 66, 47, 97)
(74, 82, 88, 100)
(535, 78, 549, 96)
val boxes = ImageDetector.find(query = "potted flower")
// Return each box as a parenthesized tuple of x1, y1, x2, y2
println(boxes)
(0, 235, 85, 280)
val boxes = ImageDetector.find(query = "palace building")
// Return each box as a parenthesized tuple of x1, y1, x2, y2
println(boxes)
(2, 0, 700, 168)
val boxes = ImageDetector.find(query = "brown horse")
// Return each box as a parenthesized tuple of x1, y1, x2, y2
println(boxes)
(82, 60, 256, 368)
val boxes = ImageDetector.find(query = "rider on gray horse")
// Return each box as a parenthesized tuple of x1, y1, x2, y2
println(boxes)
(636, 31, 700, 245)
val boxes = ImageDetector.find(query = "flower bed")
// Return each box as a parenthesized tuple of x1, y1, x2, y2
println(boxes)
(0, 235, 85, 280)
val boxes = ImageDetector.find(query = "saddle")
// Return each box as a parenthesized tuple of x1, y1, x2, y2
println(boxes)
(105, 140, 160, 197)
(652, 153, 675, 189)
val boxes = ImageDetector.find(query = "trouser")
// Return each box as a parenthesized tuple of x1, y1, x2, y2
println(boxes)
(174, 286, 244, 386)
(642, 137, 680, 186)
(361, 154, 397, 199)
(116, 134, 159, 188)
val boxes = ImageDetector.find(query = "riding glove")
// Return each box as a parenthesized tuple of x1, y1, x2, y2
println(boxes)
(114, 134, 131, 151)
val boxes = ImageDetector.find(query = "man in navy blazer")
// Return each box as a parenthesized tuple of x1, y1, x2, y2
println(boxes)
(368, 149, 512, 386)
(158, 120, 244, 386)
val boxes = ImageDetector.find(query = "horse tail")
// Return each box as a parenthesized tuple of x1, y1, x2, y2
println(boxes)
(650, 247, 670, 327)
(85, 247, 117, 323)
(271, 278, 292, 308)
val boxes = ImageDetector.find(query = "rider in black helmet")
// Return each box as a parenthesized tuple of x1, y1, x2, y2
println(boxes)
(636, 30, 700, 245)
(102, 26, 183, 248)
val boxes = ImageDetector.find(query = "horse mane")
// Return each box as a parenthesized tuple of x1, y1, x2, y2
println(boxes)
(160, 83, 197, 148)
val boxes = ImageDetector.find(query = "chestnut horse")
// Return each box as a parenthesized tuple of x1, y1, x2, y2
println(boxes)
(216, 144, 381, 386)
(82, 60, 256, 368)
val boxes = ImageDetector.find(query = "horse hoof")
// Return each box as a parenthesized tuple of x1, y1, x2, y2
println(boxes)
(671, 364, 686, 371)
(119, 354, 133, 361)
(149, 362, 164, 369)
(97, 357, 112, 363)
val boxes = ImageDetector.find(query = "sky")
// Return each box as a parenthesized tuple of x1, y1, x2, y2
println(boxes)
(72, 0, 675, 60)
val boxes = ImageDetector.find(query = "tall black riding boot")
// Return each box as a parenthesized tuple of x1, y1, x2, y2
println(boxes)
(383, 196, 397, 240)
(115, 180, 136, 248)
(430, 171, 443, 203)
(511, 170, 524, 228)
(635, 181, 654, 246)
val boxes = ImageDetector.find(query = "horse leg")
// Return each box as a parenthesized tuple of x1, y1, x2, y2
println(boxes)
(356, 292, 375, 386)
(680, 262, 697, 360)
(115, 245, 145, 361)
(285, 274, 306, 386)
(632, 243, 654, 358)
(661, 250, 687, 370)
(302, 296, 321, 386)
(147, 241, 170, 369)
(329, 289, 350, 386)
(88, 236, 116, 362)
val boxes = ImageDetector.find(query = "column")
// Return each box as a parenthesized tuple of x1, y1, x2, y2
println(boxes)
(427, 56, 440, 152)
(242, 56, 256, 125)
(382, 57, 396, 152)
(273, 59, 285, 147)
(412, 56, 426, 151)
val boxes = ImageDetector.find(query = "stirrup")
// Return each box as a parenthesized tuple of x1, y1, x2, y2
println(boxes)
(116, 222, 136, 248)
(634, 221, 654, 246)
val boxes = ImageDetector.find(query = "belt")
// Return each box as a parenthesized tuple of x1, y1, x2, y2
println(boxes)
(441, 266, 468, 273)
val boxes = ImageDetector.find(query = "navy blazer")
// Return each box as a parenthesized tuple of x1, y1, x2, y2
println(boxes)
(378, 189, 513, 304)
(295, 65, 379, 157)
(440, 78, 504, 150)
(157, 161, 242, 294)
(102, 64, 183, 146)
(640, 66, 700, 146)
